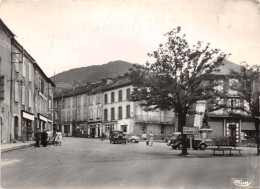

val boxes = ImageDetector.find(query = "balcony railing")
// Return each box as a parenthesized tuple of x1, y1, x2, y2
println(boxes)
(134, 115, 175, 123)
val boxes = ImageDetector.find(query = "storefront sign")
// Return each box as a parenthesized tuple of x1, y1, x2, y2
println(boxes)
(22, 112, 34, 121)
(183, 126, 199, 135)
(39, 115, 48, 122)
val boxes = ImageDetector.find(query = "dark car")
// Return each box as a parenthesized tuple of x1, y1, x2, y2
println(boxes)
(167, 132, 207, 150)
(109, 130, 127, 144)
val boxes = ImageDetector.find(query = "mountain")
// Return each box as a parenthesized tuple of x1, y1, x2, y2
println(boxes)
(52, 60, 135, 89)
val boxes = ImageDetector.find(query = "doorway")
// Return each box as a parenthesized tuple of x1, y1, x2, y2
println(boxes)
(14, 116, 19, 140)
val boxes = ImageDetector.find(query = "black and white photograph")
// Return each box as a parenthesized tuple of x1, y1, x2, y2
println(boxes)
(1, 0, 260, 188)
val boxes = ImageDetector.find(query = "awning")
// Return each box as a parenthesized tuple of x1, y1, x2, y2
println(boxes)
(39, 115, 48, 122)
(241, 122, 260, 131)
(22, 112, 34, 121)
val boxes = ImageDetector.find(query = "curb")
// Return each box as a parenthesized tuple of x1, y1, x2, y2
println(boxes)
(1, 143, 35, 153)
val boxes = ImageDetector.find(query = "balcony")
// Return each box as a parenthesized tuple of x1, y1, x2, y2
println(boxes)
(134, 115, 175, 124)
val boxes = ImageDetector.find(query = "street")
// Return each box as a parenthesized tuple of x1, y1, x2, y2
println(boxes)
(1, 137, 260, 189)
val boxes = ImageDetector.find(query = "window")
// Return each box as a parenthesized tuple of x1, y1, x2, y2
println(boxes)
(126, 88, 131, 101)
(0, 75, 4, 100)
(214, 79, 223, 92)
(28, 63, 32, 82)
(228, 98, 240, 113)
(126, 105, 130, 118)
(118, 90, 122, 102)
(89, 109, 93, 120)
(22, 85, 25, 105)
(118, 107, 122, 119)
(111, 108, 115, 120)
(104, 109, 108, 121)
(28, 89, 32, 108)
(22, 58, 26, 77)
(97, 108, 100, 119)
(229, 78, 238, 96)
(104, 94, 108, 104)
(111, 92, 114, 103)
(40, 79, 45, 94)
(73, 96, 77, 107)
(161, 125, 165, 134)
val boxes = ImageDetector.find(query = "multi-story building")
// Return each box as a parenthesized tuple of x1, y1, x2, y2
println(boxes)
(102, 76, 176, 139)
(0, 19, 55, 144)
(53, 76, 176, 139)
(187, 60, 260, 143)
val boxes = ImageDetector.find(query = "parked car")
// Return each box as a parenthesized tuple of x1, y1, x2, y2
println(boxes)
(167, 132, 207, 150)
(123, 133, 140, 143)
(109, 130, 127, 144)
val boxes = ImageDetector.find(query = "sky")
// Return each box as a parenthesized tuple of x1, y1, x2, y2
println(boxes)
(0, 0, 260, 77)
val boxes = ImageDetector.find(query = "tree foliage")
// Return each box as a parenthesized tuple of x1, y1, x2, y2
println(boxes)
(129, 27, 228, 155)
(227, 63, 260, 116)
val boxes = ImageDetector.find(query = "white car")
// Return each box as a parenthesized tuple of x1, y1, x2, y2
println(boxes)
(123, 133, 140, 143)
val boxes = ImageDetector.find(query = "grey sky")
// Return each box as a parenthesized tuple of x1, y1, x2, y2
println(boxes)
(0, 0, 260, 77)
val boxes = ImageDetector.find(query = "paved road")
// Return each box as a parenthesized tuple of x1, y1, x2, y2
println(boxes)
(1, 137, 260, 189)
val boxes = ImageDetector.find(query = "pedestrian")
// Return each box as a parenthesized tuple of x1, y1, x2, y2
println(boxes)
(149, 131, 154, 146)
(34, 129, 41, 148)
(41, 129, 48, 147)
(55, 131, 62, 146)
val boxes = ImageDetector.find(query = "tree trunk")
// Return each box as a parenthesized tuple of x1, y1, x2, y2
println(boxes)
(179, 113, 188, 155)
(253, 75, 259, 155)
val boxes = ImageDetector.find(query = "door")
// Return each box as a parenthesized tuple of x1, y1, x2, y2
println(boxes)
(121, 125, 127, 133)
(14, 116, 19, 140)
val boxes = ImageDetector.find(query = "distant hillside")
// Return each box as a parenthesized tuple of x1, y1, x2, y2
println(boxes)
(52, 60, 135, 87)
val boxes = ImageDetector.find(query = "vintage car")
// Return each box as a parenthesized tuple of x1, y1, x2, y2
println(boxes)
(109, 130, 127, 144)
(167, 132, 207, 150)
(123, 133, 140, 143)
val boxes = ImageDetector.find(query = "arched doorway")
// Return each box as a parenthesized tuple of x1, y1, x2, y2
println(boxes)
(14, 116, 19, 140)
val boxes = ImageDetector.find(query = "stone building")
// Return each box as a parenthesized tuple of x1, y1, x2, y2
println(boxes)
(0, 19, 55, 144)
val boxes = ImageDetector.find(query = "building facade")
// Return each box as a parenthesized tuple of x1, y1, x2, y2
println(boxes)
(187, 60, 260, 143)
(0, 19, 55, 144)
(53, 76, 176, 139)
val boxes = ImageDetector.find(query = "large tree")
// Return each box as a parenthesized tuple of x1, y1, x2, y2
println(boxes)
(227, 63, 260, 155)
(129, 27, 227, 155)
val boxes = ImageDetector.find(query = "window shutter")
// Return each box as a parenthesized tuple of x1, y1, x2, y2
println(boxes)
(0, 75, 5, 99)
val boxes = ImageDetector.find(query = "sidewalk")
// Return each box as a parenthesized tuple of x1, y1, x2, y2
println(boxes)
(1, 141, 35, 153)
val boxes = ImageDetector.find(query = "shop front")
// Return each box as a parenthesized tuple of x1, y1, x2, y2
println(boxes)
(102, 121, 117, 137)
(22, 111, 34, 141)
(88, 122, 102, 138)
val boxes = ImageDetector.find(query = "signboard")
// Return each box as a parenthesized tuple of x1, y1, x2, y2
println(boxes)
(183, 126, 199, 135)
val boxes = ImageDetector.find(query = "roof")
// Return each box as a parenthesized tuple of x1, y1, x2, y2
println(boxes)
(102, 77, 132, 92)
(54, 81, 105, 99)
(0, 19, 15, 38)
(213, 59, 241, 75)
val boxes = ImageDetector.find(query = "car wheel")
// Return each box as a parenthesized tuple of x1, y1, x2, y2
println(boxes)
(178, 144, 182, 150)
(131, 139, 136, 143)
(199, 144, 206, 150)
(171, 146, 177, 149)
